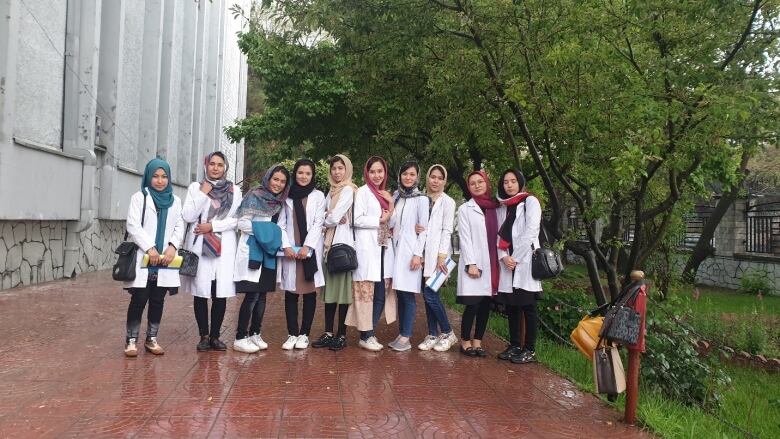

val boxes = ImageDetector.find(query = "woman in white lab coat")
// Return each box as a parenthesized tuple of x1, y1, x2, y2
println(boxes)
(181, 152, 242, 352)
(417, 165, 458, 352)
(122, 158, 185, 357)
(496, 169, 543, 364)
(311, 155, 357, 351)
(456, 170, 501, 358)
(279, 159, 326, 351)
(345, 156, 395, 351)
(386, 161, 428, 352)
(231, 165, 290, 354)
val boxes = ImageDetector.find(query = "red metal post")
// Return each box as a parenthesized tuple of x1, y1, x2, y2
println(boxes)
(624, 270, 647, 425)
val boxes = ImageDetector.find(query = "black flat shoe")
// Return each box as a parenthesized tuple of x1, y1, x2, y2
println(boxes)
(460, 346, 477, 357)
(197, 336, 211, 352)
(474, 347, 488, 358)
(498, 345, 522, 361)
(312, 333, 334, 348)
(209, 337, 227, 351)
(329, 335, 347, 351)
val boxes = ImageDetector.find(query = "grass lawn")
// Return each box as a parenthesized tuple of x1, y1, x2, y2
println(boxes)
(438, 267, 780, 438)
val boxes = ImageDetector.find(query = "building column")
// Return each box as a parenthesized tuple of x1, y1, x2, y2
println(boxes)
(0, 0, 19, 146)
(136, 0, 164, 171)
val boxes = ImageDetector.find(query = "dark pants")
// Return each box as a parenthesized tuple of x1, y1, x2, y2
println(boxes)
(360, 279, 386, 341)
(236, 292, 267, 339)
(324, 303, 349, 337)
(126, 279, 167, 342)
(508, 302, 538, 351)
(396, 290, 417, 338)
(461, 299, 491, 341)
(194, 281, 227, 338)
(285, 291, 316, 336)
(423, 284, 452, 336)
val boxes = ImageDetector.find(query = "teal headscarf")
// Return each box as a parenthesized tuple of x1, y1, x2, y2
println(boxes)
(142, 159, 174, 272)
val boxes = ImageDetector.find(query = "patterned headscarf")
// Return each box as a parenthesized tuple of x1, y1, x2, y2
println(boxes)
(235, 164, 290, 218)
(203, 152, 234, 221)
(394, 160, 424, 203)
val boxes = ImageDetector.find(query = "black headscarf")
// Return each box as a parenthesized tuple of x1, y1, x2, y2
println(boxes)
(288, 159, 317, 246)
(497, 169, 528, 254)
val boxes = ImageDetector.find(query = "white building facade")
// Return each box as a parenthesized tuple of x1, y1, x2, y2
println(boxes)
(0, 0, 250, 290)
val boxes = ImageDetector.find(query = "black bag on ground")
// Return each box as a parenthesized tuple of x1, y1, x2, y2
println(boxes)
(113, 196, 147, 282)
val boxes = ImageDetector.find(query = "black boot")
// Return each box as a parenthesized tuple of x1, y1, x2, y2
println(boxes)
(197, 335, 211, 351)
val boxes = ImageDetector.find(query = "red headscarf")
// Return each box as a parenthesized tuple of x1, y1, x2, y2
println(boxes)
(467, 170, 500, 294)
(364, 156, 390, 210)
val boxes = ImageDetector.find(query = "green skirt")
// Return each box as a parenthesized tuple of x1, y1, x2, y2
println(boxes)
(322, 261, 353, 305)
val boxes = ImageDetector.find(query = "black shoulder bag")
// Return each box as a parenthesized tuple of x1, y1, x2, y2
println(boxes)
(524, 202, 564, 280)
(178, 216, 200, 277)
(327, 198, 358, 273)
(113, 196, 147, 281)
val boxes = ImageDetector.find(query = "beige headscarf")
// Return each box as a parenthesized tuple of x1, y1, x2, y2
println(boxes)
(324, 154, 358, 253)
(425, 164, 448, 201)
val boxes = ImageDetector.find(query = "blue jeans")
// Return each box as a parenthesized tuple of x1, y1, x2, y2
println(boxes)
(396, 290, 417, 338)
(423, 285, 452, 336)
(360, 280, 386, 341)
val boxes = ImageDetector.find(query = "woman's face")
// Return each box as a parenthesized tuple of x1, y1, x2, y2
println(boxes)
(400, 166, 418, 189)
(468, 174, 487, 197)
(427, 168, 446, 193)
(502, 173, 520, 197)
(151, 168, 169, 192)
(368, 161, 385, 187)
(330, 161, 346, 184)
(268, 171, 288, 195)
(296, 165, 313, 187)
(207, 155, 226, 180)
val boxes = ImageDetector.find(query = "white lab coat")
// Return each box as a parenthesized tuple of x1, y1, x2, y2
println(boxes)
(389, 195, 428, 293)
(279, 190, 327, 290)
(498, 196, 543, 293)
(180, 182, 242, 298)
(123, 191, 185, 289)
(323, 186, 355, 249)
(422, 194, 456, 278)
(233, 207, 288, 284)
(352, 185, 385, 282)
(456, 198, 499, 297)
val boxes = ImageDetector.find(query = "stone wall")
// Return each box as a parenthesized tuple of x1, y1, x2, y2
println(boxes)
(0, 220, 124, 290)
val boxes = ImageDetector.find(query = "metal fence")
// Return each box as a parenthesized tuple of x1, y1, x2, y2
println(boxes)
(745, 210, 779, 254)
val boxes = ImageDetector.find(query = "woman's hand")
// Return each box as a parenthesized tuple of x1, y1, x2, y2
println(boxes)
(410, 255, 422, 271)
(339, 216, 348, 225)
(379, 190, 393, 204)
(147, 247, 161, 266)
(283, 247, 297, 259)
(467, 265, 481, 279)
(384, 278, 392, 291)
(200, 181, 213, 194)
(437, 255, 449, 274)
(296, 246, 311, 260)
(415, 224, 425, 234)
(160, 245, 177, 266)
(502, 255, 517, 271)
(194, 222, 213, 235)
(380, 209, 391, 224)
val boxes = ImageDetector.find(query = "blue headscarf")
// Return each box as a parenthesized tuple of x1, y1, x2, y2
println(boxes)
(142, 159, 174, 271)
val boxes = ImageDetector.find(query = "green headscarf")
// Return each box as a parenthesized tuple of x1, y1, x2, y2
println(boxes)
(142, 159, 174, 271)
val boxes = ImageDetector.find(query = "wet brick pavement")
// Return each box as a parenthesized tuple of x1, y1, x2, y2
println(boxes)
(0, 270, 653, 438)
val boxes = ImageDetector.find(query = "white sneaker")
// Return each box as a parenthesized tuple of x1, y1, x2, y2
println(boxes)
(295, 334, 309, 349)
(433, 332, 458, 352)
(359, 336, 383, 352)
(249, 333, 268, 350)
(418, 335, 438, 351)
(233, 337, 260, 353)
(282, 335, 298, 350)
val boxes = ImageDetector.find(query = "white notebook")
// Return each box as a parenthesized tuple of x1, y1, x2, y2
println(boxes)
(425, 257, 457, 292)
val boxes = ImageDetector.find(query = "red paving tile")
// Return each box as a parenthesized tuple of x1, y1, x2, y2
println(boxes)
(0, 270, 655, 438)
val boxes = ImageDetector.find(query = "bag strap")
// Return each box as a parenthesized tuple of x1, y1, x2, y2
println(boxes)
(589, 281, 643, 316)
(523, 199, 550, 252)
(123, 193, 147, 241)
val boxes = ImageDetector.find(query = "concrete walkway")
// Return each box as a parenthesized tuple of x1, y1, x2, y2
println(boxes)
(0, 271, 652, 438)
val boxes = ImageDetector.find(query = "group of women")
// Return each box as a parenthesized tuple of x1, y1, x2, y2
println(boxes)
(121, 152, 542, 364)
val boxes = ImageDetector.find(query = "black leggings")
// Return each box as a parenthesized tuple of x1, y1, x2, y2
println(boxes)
(194, 281, 227, 338)
(461, 299, 491, 341)
(126, 279, 167, 341)
(236, 292, 267, 339)
(324, 302, 349, 337)
(508, 302, 538, 351)
(285, 291, 316, 336)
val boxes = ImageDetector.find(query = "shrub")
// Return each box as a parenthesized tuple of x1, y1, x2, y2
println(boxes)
(739, 269, 774, 296)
